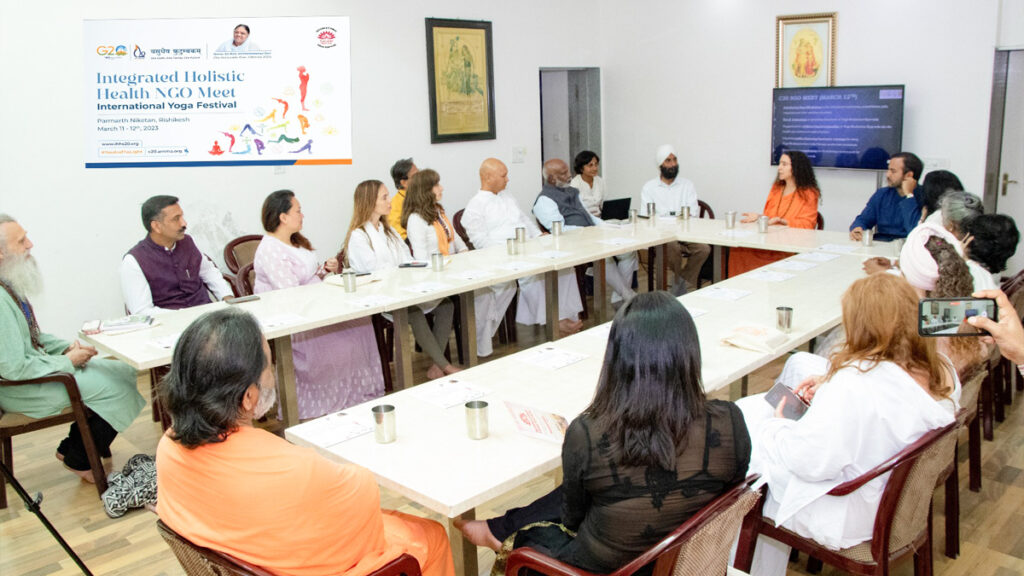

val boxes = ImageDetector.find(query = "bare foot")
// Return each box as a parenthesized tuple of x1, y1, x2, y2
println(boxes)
(426, 364, 446, 380)
(454, 519, 502, 551)
(443, 364, 462, 375)
(558, 318, 583, 336)
(145, 502, 158, 514)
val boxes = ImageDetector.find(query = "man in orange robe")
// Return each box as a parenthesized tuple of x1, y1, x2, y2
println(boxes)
(156, 308, 454, 576)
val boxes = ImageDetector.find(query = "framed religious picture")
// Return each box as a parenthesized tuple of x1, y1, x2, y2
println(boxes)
(425, 18, 496, 143)
(775, 13, 836, 88)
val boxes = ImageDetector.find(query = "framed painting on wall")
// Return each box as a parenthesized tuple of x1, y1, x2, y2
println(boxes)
(776, 13, 836, 88)
(425, 18, 496, 143)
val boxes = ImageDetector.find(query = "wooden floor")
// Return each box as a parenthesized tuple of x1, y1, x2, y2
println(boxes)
(3, 291, 1024, 576)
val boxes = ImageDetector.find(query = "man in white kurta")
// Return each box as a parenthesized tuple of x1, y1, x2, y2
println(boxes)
(462, 158, 584, 338)
(639, 145, 710, 293)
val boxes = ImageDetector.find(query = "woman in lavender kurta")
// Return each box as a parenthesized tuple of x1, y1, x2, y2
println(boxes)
(253, 190, 384, 419)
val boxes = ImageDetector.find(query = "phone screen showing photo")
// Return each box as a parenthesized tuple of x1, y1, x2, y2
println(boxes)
(918, 298, 997, 337)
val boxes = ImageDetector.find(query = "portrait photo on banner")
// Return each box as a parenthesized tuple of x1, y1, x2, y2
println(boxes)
(775, 12, 836, 88)
(424, 17, 496, 143)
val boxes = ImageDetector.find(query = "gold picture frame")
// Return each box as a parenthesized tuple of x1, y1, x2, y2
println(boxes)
(425, 18, 496, 143)
(776, 13, 836, 88)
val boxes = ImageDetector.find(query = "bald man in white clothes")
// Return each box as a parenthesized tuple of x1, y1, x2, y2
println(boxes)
(462, 158, 584, 336)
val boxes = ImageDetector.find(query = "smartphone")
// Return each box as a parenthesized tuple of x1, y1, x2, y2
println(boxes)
(918, 297, 996, 337)
(764, 382, 810, 420)
(399, 261, 428, 268)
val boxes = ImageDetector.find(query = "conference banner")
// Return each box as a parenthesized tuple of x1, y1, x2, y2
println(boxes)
(83, 17, 352, 168)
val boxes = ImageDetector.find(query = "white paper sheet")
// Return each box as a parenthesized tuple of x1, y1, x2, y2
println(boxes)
(495, 261, 546, 272)
(504, 401, 569, 443)
(531, 250, 574, 260)
(346, 294, 399, 308)
(451, 269, 496, 281)
(517, 346, 588, 369)
(596, 238, 637, 246)
(291, 411, 373, 447)
(817, 243, 859, 254)
(259, 313, 307, 329)
(401, 281, 450, 295)
(150, 332, 181, 350)
(698, 286, 752, 301)
(744, 269, 795, 283)
(409, 378, 490, 409)
(771, 260, 819, 272)
(793, 251, 841, 262)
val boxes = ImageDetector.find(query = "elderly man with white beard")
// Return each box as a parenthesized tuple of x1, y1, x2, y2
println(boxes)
(0, 215, 143, 481)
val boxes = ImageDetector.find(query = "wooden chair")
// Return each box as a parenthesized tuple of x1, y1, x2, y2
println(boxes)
(234, 263, 256, 297)
(452, 209, 475, 250)
(815, 213, 825, 230)
(223, 234, 263, 275)
(452, 208, 517, 344)
(158, 519, 421, 576)
(1, 372, 107, 508)
(735, 420, 960, 576)
(505, 475, 761, 576)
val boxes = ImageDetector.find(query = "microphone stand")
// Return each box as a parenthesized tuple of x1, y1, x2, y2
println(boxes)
(0, 460, 93, 575)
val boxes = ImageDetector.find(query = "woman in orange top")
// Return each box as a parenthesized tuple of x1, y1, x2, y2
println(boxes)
(729, 150, 821, 276)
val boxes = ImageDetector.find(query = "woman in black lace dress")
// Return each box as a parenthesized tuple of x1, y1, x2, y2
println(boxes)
(457, 291, 751, 574)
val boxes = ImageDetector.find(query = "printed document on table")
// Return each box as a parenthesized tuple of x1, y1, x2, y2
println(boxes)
(290, 411, 372, 447)
(346, 294, 399, 309)
(259, 313, 307, 329)
(504, 401, 569, 443)
(744, 269, 795, 283)
(517, 346, 588, 369)
(409, 378, 490, 409)
(150, 332, 181, 350)
(596, 238, 636, 246)
(495, 260, 546, 272)
(771, 260, 818, 272)
(698, 286, 752, 301)
(401, 281, 449, 295)
(451, 269, 496, 281)
(793, 251, 840, 263)
(531, 250, 573, 260)
(817, 243, 858, 254)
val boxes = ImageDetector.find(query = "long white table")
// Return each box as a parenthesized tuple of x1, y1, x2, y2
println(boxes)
(81, 226, 671, 426)
(285, 250, 872, 576)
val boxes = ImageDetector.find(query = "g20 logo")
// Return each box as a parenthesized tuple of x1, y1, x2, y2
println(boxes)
(96, 45, 128, 56)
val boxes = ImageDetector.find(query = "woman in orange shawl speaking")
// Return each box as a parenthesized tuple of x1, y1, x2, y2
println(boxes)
(729, 150, 821, 276)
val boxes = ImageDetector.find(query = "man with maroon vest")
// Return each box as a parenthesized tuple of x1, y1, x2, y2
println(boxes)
(121, 196, 233, 315)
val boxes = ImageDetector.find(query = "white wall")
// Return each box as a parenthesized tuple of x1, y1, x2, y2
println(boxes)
(0, 1, 601, 336)
(998, 0, 1024, 49)
(0, 0, 1007, 337)
(597, 0, 999, 232)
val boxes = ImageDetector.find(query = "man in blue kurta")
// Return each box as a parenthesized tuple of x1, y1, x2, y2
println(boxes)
(120, 195, 233, 315)
(0, 215, 143, 481)
(849, 152, 924, 242)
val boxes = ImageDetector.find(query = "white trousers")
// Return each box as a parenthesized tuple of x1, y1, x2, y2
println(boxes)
(474, 282, 517, 357)
(516, 269, 584, 325)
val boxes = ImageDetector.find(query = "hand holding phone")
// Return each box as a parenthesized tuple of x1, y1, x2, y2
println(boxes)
(919, 297, 997, 337)
(765, 382, 810, 420)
